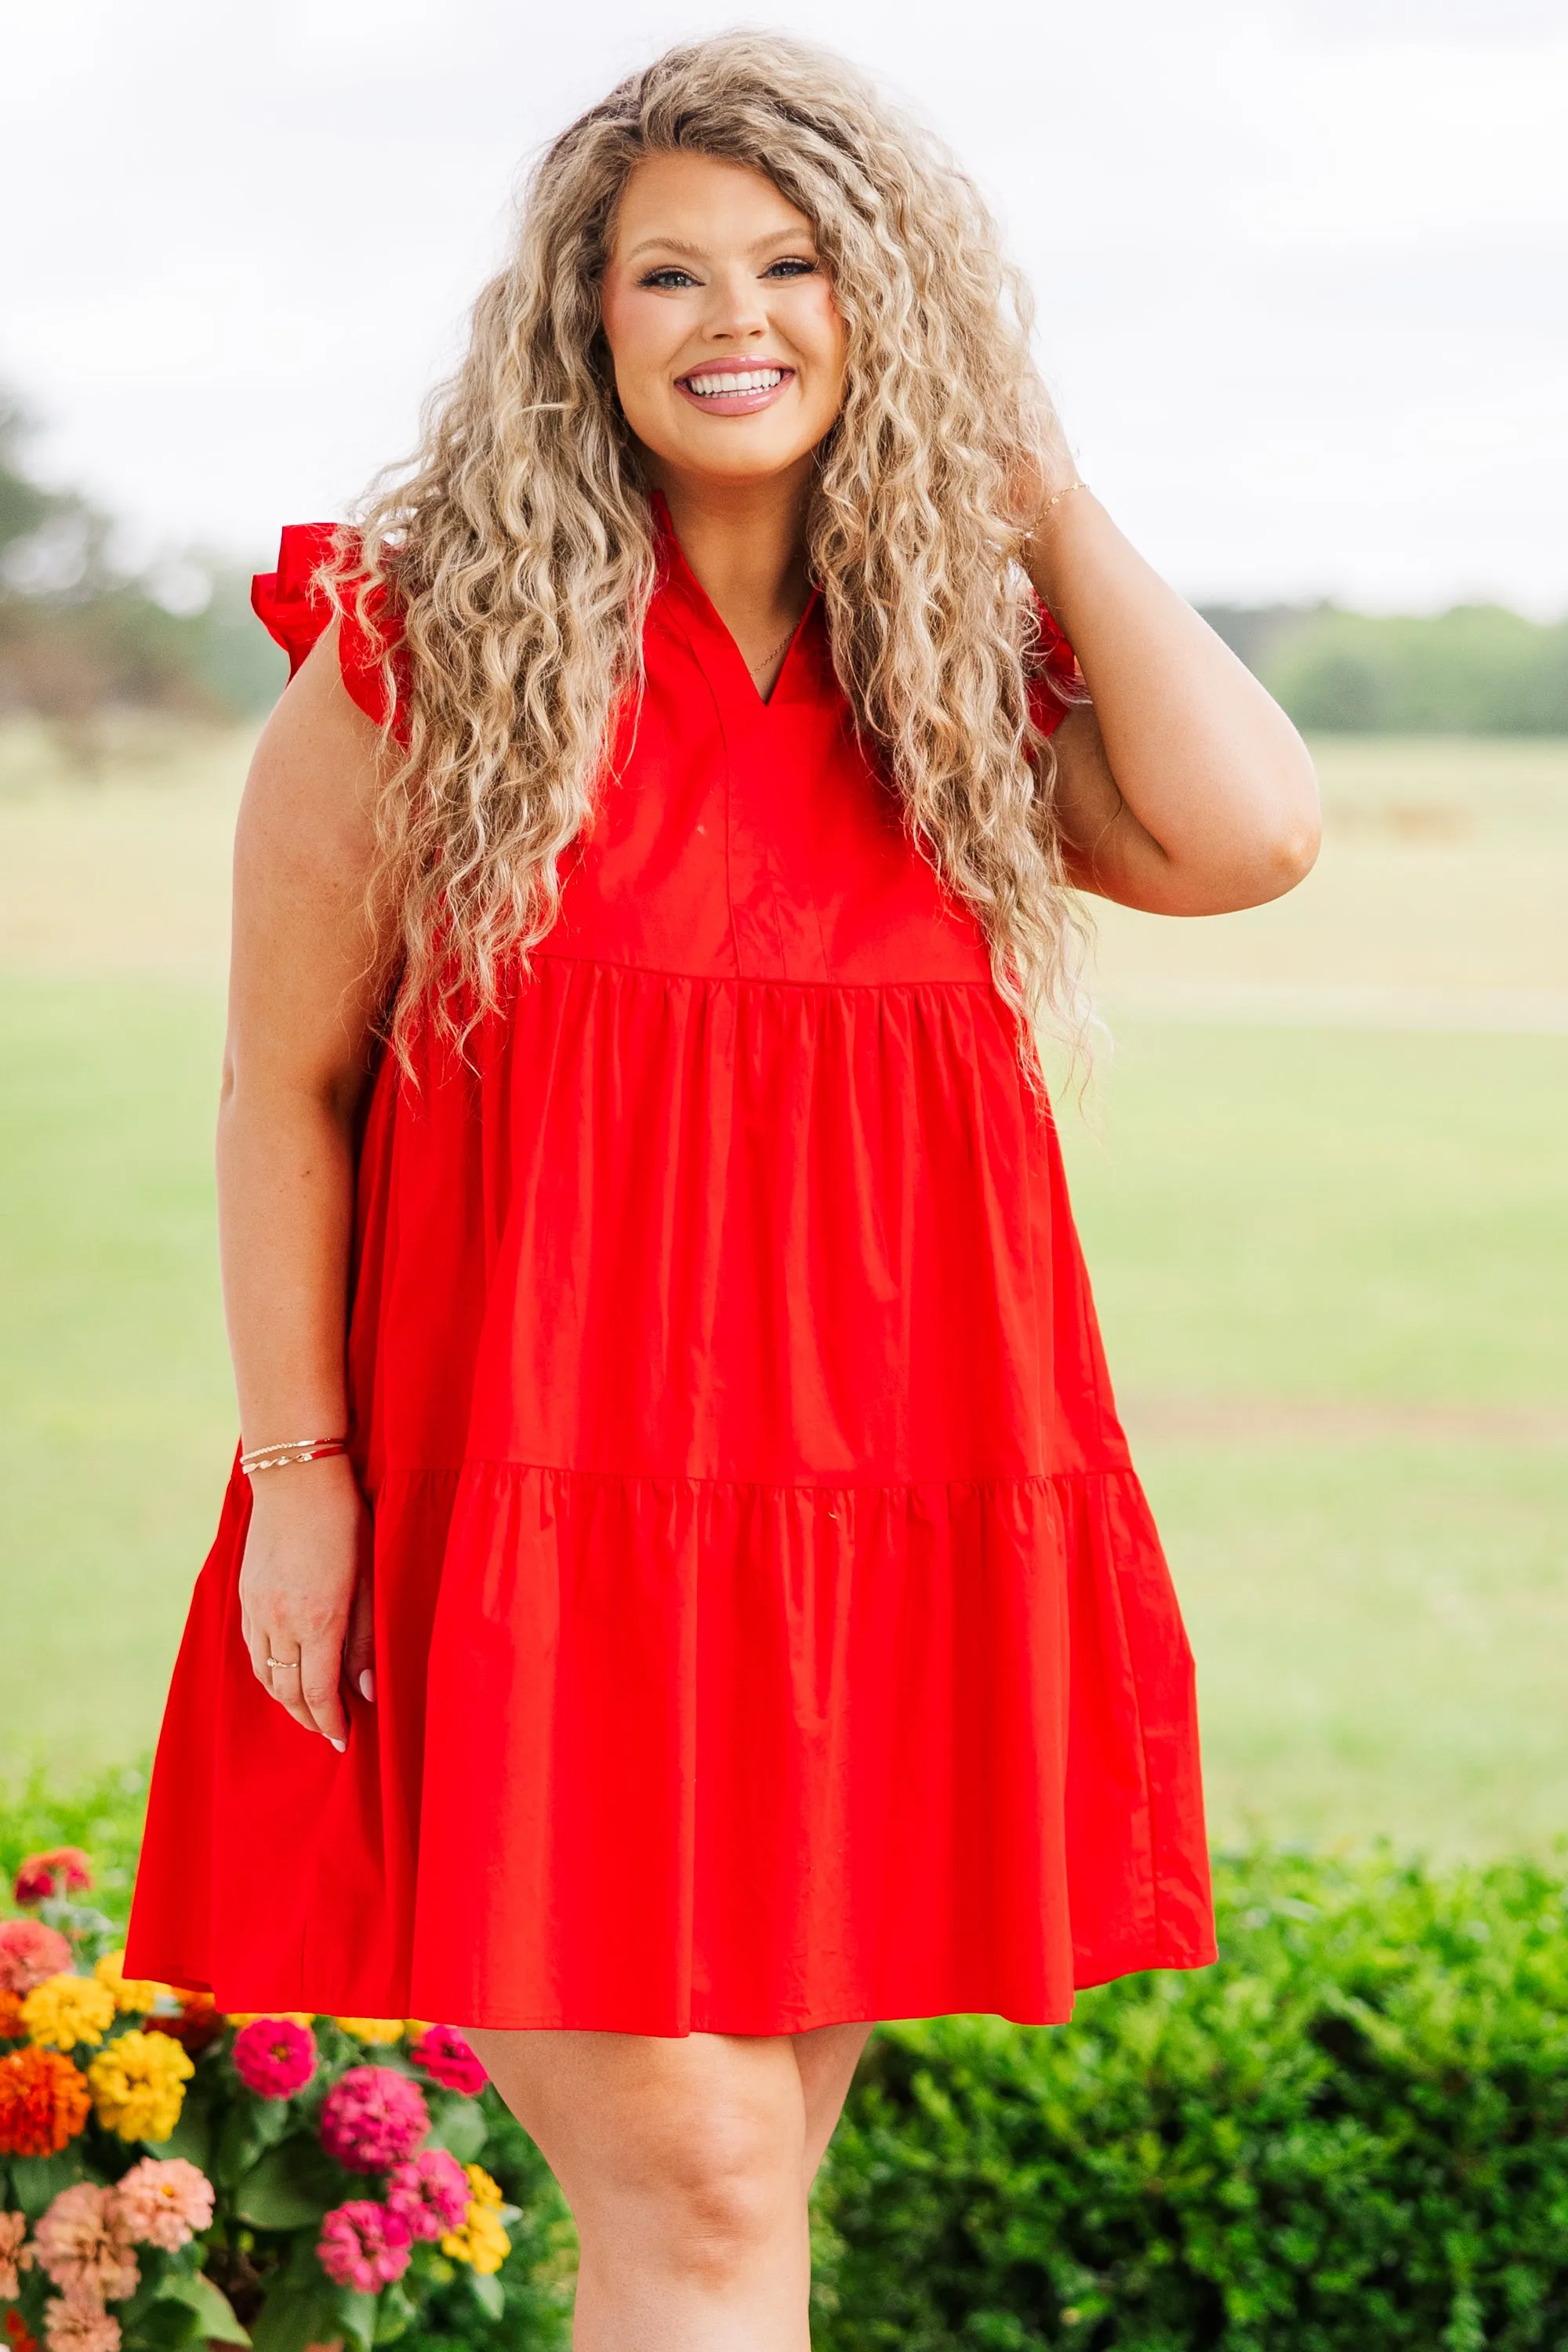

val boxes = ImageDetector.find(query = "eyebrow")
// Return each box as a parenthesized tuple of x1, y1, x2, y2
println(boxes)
(623, 230, 815, 263)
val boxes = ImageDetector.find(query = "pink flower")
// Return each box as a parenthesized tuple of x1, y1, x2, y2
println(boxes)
(409, 2024, 488, 2096)
(0, 1922, 73, 1997)
(232, 2017, 317, 2100)
(42, 2293, 119, 2352)
(0, 2209, 27, 2299)
(31, 2183, 138, 2300)
(111, 2157, 214, 2252)
(383, 2147, 470, 2241)
(319, 2066, 429, 2173)
(316, 2201, 412, 2292)
(13, 1852, 93, 1907)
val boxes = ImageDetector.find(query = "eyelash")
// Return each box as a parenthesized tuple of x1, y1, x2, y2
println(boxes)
(637, 259, 818, 289)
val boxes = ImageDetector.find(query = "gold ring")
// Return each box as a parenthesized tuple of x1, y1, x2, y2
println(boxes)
(266, 1656, 299, 1671)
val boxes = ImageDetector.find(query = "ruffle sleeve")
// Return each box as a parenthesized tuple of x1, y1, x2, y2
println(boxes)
(251, 522, 407, 734)
(1028, 596, 1085, 739)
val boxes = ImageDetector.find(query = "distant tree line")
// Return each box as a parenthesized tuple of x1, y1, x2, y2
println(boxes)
(0, 394, 285, 726)
(1200, 600, 1568, 734)
(2, 389, 1564, 733)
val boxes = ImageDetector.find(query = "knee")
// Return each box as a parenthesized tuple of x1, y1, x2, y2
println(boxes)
(596, 2092, 805, 2286)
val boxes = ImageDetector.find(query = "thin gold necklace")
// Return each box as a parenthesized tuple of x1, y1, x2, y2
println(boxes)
(748, 621, 797, 680)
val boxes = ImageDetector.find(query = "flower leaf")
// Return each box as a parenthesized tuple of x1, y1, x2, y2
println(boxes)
(233, 2132, 343, 2230)
(9, 2147, 86, 2220)
(154, 2270, 253, 2345)
(425, 2097, 488, 2162)
(466, 2268, 506, 2321)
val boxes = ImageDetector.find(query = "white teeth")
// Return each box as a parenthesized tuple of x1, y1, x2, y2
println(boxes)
(686, 369, 785, 396)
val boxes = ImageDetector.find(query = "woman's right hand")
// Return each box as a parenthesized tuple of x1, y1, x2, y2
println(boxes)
(238, 1456, 375, 1749)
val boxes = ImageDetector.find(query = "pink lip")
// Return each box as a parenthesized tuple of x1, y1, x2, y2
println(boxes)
(676, 364, 795, 417)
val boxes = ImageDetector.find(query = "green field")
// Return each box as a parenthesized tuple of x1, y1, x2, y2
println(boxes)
(2, 728, 1565, 1859)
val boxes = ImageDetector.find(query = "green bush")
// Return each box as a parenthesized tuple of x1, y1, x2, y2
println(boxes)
(12, 1777, 1567, 2348)
(815, 1846, 1568, 2350)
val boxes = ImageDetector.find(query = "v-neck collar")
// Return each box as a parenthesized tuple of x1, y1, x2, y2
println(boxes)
(649, 489, 822, 717)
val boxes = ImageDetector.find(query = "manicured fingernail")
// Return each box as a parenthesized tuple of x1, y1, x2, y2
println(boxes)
(330, 1738, 347, 1752)
(358, 1671, 376, 1703)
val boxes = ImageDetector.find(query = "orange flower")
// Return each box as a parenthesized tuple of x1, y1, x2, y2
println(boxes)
(0, 2045, 93, 2158)
(0, 1987, 24, 2039)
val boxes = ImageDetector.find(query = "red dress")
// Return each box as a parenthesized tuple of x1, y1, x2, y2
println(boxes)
(125, 500, 1214, 2033)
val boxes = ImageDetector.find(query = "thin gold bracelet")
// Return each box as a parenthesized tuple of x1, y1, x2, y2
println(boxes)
(1031, 478, 1089, 530)
(241, 1438, 350, 1476)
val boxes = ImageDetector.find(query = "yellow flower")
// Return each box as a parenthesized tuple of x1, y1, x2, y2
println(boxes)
(21, 1973, 117, 2050)
(94, 1950, 169, 2014)
(226, 2012, 313, 2028)
(441, 2171, 510, 2274)
(403, 2020, 434, 2039)
(333, 2016, 404, 2044)
(87, 2028, 194, 2143)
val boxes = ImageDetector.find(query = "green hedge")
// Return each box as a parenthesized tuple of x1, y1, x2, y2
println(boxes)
(10, 1776, 1568, 2349)
(812, 1846, 1568, 2350)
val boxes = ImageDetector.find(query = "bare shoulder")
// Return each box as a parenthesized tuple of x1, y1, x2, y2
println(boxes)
(229, 625, 392, 1069)
(237, 622, 384, 891)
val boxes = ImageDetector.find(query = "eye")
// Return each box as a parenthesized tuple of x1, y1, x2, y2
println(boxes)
(638, 267, 699, 290)
(764, 257, 818, 279)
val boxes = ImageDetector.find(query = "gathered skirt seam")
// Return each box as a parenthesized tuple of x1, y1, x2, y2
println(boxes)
(523, 948, 1003, 995)
(367, 1457, 1137, 1497)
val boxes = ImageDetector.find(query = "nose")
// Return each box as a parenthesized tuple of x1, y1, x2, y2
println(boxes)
(701, 260, 769, 347)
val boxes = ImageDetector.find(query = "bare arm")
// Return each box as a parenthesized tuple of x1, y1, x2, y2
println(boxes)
(1023, 486, 1322, 914)
(222, 626, 389, 1748)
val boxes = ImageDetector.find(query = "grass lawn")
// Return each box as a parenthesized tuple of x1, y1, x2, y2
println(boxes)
(1, 731, 1565, 1861)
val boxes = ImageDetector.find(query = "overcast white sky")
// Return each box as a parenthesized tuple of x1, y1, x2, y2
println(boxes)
(3, 0, 1565, 612)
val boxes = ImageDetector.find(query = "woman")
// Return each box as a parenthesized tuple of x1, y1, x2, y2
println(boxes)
(125, 33, 1319, 2350)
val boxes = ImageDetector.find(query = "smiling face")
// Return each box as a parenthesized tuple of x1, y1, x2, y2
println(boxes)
(599, 151, 849, 495)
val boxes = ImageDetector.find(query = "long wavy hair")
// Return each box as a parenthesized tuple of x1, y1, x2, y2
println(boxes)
(331, 31, 1091, 1066)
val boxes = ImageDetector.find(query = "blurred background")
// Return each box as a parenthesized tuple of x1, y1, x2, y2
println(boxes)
(2, 0, 1564, 1857)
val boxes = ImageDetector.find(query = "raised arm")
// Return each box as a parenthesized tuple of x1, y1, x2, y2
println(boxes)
(221, 626, 389, 1748)
(1023, 485, 1322, 914)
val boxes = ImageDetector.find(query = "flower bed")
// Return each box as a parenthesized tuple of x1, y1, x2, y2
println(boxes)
(0, 1846, 572, 2352)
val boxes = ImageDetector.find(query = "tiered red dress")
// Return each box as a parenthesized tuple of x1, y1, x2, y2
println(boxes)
(124, 501, 1214, 2033)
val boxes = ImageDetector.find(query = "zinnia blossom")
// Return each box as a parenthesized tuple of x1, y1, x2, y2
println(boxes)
(86, 2031, 193, 2145)
(333, 2017, 404, 2045)
(31, 2183, 138, 2301)
(232, 2017, 316, 2100)
(318, 2067, 429, 2172)
(41, 2292, 119, 2352)
(13, 1850, 93, 1907)
(111, 2157, 214, 2252)
(0, 2208, 27, 2299)
(316, 2201, 412, 2292)
(0, 1989, 24, 2039)
(409, 2023, 488, 2096)
(22, 1976, 116, 2053)
(441, 2200, 510, 2276)
(0, 1922, 72, 1998)
(441, 2164, 510, 2274)
(383, 2147, 470, 2241)
(90, 1954, 166, 2016)
(145, 1988, 223, 2056)
(0, 2047, 93, 2158)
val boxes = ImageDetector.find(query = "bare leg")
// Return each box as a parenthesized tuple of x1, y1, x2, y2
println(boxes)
(466, 2020, 876, 2352)
(792, 2020, 876, 2186)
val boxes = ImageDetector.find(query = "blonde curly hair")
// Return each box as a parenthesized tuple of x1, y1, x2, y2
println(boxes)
(332, 31, 1090, 1065)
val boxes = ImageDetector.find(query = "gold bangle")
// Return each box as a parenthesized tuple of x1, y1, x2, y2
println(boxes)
(241, 1438, 349, 1476)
